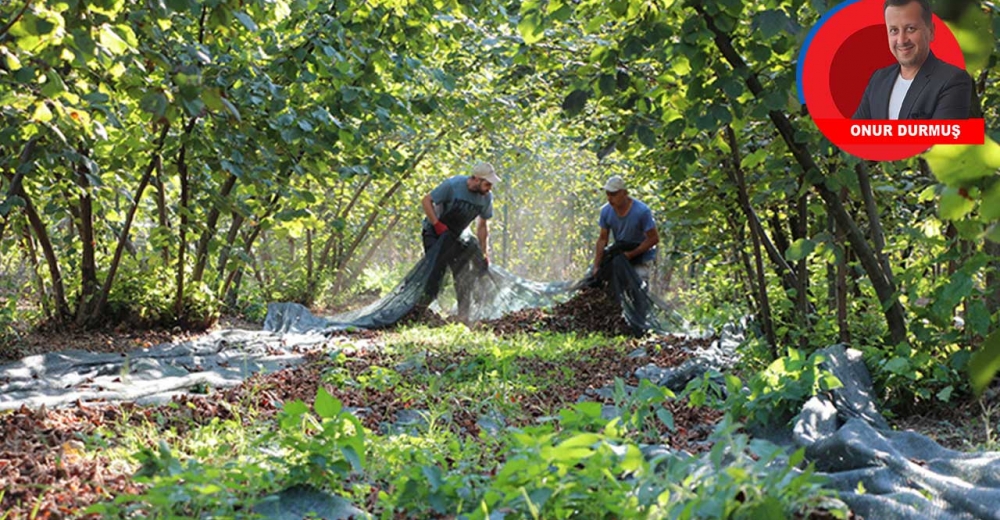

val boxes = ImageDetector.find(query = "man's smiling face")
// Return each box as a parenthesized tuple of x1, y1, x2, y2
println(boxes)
(885, 1, 934, 72)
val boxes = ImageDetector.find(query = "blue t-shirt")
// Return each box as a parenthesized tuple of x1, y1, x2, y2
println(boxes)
(422, 176, 493, 233)
(599, 199, 656, 263)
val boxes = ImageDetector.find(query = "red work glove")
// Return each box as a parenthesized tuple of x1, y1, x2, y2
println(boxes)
(433, 221, 449, 236)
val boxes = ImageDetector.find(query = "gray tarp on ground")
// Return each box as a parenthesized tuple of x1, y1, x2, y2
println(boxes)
(0, 329, 340, 411)
(789, 345, 1000, 520)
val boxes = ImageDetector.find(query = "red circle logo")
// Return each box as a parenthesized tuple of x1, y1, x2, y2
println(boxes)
(801, 0, 967, 160)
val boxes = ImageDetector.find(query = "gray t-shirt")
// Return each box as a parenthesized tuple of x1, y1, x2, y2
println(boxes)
(599, 199, 656, 263)
(422, 176, 493, 234)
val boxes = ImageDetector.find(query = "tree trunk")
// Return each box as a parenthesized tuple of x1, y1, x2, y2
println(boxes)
(329, 212, 402, 297)
(836, 187, 850, 343)
(216, 212, 246, 285)
(74, 148, 98, 325)
(155, 156, 170, 264)
(724, 126, 777, 355)
(11, 178, 71, 320)
(986, 240, 1000, 329)
(856, 162, 893, 283)
(219, 189, 282, 303)
(333, 133, 442, 277)
(305, 227, 314, 306)
(174, 117, 199, 318)
(191, 172, 238, 285)
(728, 213, 759, 316)
(700, 7, 908, 346)
(318, 175, 373, 271)
(0, 139, 36, 246)
(87, 123, 171, 325)
(792, 181, 810, 348)
(21, 229, 51, 320)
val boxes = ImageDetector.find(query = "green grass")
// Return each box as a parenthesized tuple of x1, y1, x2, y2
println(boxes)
(77, 325, 847, 519)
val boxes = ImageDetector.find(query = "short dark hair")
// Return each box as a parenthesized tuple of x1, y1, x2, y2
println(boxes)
(883, 0, 933, 26)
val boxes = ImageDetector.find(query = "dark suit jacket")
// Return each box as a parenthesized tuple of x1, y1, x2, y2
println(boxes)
(852, 52, 973, 119)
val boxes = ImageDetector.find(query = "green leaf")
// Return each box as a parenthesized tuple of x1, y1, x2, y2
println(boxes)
(314, 386, 341, 419)
(785, 238, 815, 261)
(939, 186, 976, 220)
(637, 125, 656, 148)
(98, 24, 129, 55)
(2, 48, 21, 71)
(422, 465, 443, 491)
(561, 89, 589, 117)
(234, 11, 258, 32)
(970, 327, 1000, 396)
(943, 5, 992, 75)
(981, 181, 1000, 221)
(140, 92, 168, 117)
(967, 298, 991, 336)
(220, 98, 241, 122)
(656, 408, 674, 431)
(931, 272, 973, 323)
(202, 88, 224, 111)
(883, 357, 910, 375)
(936, 385, 954, 402)
(924, 138, 1000, 185)
(0, 195, 25, 216)
(987, 223, 1000, 243)
(598, 73, 616, 96)
(342, 444, 363, 472)
(518, 10, 545, 44)
(753, 10, 790, 39)
(551, 433, 599, 460)
(280, 400, 309, 429)
(31, 102, 53, 122)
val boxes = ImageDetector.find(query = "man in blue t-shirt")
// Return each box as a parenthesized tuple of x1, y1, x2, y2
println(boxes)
(592, 175, 659, 284)
(420, 162, 500, 319)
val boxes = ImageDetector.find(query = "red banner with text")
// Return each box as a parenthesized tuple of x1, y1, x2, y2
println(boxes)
(814, 119, 985, 145)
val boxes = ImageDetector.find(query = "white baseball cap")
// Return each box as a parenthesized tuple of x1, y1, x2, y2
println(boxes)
(603, 175, 626, 192)
(472, 162, 501, 184)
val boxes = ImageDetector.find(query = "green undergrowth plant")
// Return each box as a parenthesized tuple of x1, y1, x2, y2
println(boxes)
(862, 341, 970, 414)
(80, 328, 848, 519)
(376, 400, 847, 519)
(688, 348, 843, 431)
(86, 388, 364, 518)
(646, 417, 848, 519)
(610, 377, 677, 443)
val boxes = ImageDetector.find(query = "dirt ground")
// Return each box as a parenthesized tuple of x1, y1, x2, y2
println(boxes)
(2, 304, 998, 517)
(3, 312, 997, 452)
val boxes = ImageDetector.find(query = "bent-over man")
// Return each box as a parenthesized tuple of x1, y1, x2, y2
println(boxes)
(420, 161, 500, 320)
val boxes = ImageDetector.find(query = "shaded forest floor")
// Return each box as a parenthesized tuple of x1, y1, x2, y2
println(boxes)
(1, 316, 721, 516)
(3, 315, 995, 451)
(1, 302, 998, 517)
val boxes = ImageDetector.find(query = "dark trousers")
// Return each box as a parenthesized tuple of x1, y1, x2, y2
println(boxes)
(421, 230, 476, 319)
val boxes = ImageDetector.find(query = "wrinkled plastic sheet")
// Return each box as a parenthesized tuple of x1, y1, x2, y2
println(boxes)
(264, 232, 688, 337)
(0, 329, 338, 411)
(790, 345, 1000, 520)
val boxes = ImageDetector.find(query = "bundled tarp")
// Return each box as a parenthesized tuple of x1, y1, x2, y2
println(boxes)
(791, 345, 1000, 519)
(265, 231, 686, 336)
(631, 340, 1000, 519)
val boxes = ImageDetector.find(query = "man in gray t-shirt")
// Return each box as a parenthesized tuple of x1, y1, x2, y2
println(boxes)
(420, 162, 500, 320)
(592, 175, 659, 284)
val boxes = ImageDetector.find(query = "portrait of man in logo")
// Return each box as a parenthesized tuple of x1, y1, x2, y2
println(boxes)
(852, 0, 974, 120)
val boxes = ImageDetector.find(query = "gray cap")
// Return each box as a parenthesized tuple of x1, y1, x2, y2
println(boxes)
(472, 162, 501, 184)
(603, 175, 626, 192)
